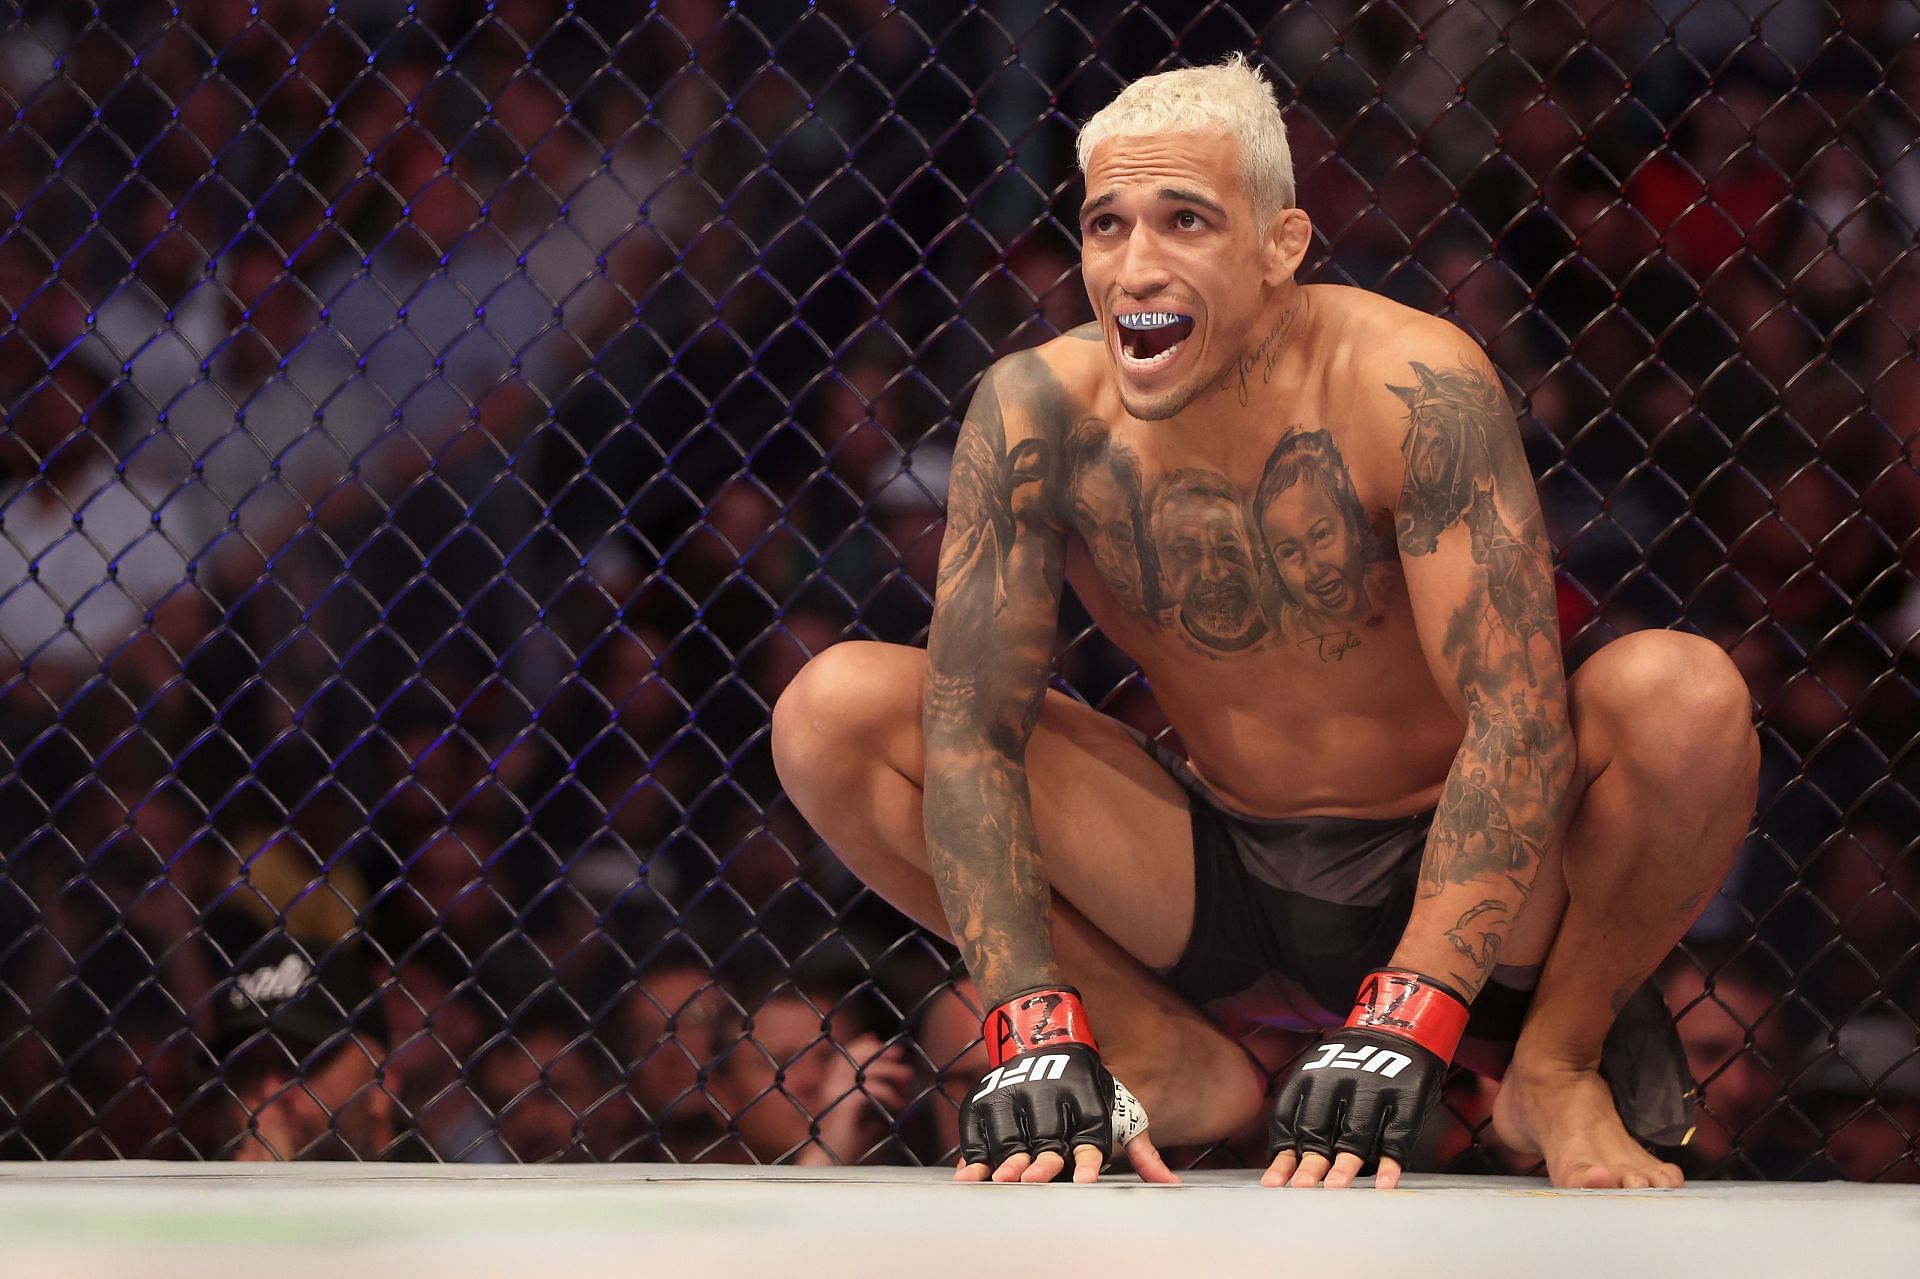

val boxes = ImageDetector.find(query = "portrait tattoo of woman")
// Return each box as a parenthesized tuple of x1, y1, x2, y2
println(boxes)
(1066, 419, 1167, 622)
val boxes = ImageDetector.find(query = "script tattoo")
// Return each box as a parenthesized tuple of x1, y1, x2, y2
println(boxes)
(1221, 303, 1300, 406)
(1394, 358, 1572, 997)
(924, 355, 1070, 1006)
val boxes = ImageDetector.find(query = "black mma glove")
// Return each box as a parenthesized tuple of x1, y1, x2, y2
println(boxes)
(1269, 969, 1470, 1171)
(959, 986, 1148, 1179)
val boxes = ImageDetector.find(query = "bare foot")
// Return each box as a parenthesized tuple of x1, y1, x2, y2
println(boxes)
(1492, 1062, 1685, 1190)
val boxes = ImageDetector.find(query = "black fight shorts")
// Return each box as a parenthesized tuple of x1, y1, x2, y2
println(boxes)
(1129, 728, 1696, 1145)
(1131, 729, 1527, 1042)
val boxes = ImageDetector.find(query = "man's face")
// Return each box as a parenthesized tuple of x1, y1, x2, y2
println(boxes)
(1080, 131, 1268, 421)
(1071, 462, 1147, 610)
(480, 1030, 632, 1162)
(1154, 488, 1262, 648)
(1259, 479, 1366, 623)
(232, 1036, 390, 1161)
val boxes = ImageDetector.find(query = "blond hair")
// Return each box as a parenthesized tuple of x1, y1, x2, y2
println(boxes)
(1076, 53, 1295, 223)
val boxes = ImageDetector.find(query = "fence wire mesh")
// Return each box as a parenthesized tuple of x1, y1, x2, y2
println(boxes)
(0, 0, 1915, 1178)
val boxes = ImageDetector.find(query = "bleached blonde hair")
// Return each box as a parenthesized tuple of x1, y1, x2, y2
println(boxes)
(1076, 53, 1295, 224)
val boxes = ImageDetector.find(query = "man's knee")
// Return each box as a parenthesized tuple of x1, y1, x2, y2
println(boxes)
(770, 640, 922, 799)
(1578, 631, 1758, 781)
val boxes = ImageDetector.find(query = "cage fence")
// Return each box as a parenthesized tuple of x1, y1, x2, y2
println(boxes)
(0, 0, 1916, 1178)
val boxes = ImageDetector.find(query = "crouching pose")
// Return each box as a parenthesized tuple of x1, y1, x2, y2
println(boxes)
(773, 55, 1759, 1189)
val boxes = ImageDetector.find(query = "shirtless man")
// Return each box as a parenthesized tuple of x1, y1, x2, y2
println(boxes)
(772, 55, 1759, 1190)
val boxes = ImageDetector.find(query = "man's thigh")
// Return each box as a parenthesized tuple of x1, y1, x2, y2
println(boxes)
(862, 642, 1199, 974)
(1024, 691, 1197, 973)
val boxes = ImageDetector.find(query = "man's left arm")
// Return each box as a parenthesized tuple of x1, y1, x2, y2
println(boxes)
(1386, 339, 1576, 1000)
(1265, 334, 1576, 1186)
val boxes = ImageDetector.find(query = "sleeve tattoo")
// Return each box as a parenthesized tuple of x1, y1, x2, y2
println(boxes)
(1392, 360, 1575, 996)
(922, 357, 1068, 1007)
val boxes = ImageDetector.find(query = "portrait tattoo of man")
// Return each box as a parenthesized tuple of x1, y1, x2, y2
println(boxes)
(1066, 419, 1166, 621)
(1149, 468, 1268, 653)
(1251, 428, 1396, 657)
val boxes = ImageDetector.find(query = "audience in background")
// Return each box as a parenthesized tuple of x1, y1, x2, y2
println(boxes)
(0, 0, 1915, 1172)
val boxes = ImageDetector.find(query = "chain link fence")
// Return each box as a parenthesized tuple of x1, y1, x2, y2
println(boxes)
(0, 0, 1915, 1176)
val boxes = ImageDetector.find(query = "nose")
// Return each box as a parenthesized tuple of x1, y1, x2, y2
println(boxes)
(1115, 226, 1171, 297)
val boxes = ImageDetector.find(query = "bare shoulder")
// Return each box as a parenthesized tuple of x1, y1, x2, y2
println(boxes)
(1323, 285, 1499, 387)
(977, 332, 1101, 439)
(958, 336, 1101, 532)
(1328, 293, 1539, 555)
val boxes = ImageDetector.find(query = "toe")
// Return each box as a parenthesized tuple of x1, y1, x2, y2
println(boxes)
(1574, 1163, 1619, 1190)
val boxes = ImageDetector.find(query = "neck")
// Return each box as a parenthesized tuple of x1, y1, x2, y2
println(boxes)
(1216, 282, 1307, 411)
(1149, 282, 1311, 469)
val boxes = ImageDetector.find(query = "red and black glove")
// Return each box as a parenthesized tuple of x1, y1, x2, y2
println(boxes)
(1269, 969, 1470, 1170)
(958, 986, 1147, 1178)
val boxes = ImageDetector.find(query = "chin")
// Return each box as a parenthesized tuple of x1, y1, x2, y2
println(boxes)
(1118, 378, 1206, 422)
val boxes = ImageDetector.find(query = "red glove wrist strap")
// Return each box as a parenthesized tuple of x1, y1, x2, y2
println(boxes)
(984, 987, 1098, 1067)
(1345, 969, 1470, 1064)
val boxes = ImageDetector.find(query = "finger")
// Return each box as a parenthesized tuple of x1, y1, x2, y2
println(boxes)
(1071, 1143, 1103, 1184)
(1374, 1155, 1403, 1190)
(871, 1059, 917, 1085)
(1124, 1131, 1182, 1184)
(1289, 1152, 1332, 1188)
(1321, 1152, 1365, 1189)
(955, 1161, 990, 1182)
(1020, 1151, 1066, 1183)
(991, 1152, 1034, 1183)
(1261, 1149, 1298, 1188)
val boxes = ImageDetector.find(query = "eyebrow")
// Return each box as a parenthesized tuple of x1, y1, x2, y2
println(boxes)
(1079, 187, 1230, 222)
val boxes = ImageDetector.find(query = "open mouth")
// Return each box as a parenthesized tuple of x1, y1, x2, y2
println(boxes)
(1116, 311, 1195, 368)
(1308, 575, 1352, 611)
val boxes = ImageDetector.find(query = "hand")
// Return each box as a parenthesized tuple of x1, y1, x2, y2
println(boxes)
(952, 986, 1178, 1184)
(798, 1033, 917, 1167)
(1264, 969, 1469, 1190)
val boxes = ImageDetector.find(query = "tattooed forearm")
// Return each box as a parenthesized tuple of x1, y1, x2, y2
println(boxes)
(923, 355, 1070, 1007)
(1446, 899, 1516, 975)
(1389, 357, 1574, 998)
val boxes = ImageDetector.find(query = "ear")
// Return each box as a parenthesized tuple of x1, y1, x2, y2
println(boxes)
(1263, 207, 1314, 285)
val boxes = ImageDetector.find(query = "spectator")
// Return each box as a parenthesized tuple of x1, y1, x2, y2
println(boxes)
(1663, 959, 1793, 1173)
(203, 913, 395, 1161)
(470, 997, 644, 1162)
(625, 955, 733, 1159)
(1790, 1011, 1920, 1182)
(711, 986, 917, 1165)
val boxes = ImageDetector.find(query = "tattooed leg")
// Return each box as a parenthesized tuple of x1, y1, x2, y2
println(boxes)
(771, 639, 1267, 1147)
(1491, 631, 1759, 1189)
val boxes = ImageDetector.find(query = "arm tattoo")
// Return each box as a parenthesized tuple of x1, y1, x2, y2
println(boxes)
(1392, 359, 1574, 997)
(923, 356, 1069, 1006)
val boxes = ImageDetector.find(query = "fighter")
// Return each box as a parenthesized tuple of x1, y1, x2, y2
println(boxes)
(772, 54, 1758, 1190)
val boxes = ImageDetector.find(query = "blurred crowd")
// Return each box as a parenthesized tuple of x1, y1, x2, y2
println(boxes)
(0, 0, 1914, 1178)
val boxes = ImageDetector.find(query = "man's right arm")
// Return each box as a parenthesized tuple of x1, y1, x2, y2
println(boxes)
(922, 352, 1067, 1009)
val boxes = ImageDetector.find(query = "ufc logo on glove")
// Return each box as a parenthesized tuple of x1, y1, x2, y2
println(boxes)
(1300, 1041, 1415, 1078)
(971, 1052, 1071, 1100)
